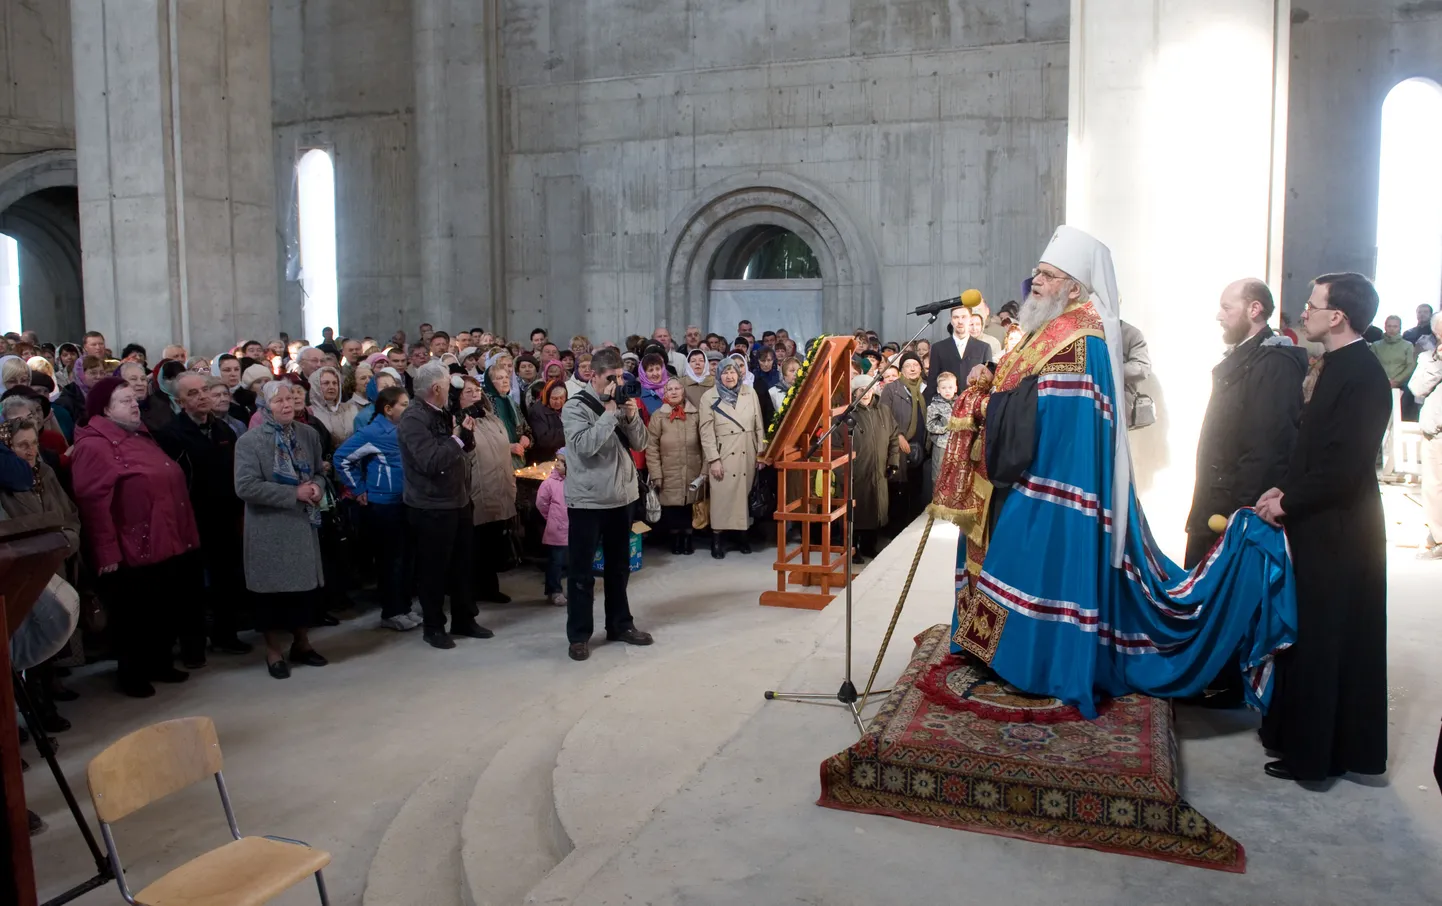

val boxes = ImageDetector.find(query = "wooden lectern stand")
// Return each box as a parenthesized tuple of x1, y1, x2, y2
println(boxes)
(0, 516, 74, 906)
(760, 336, 857, 609)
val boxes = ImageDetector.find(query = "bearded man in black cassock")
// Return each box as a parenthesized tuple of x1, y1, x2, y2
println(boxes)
(1255, 272, 1391, 783)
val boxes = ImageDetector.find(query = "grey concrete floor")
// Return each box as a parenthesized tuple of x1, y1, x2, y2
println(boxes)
(28, 493, 1442, 906)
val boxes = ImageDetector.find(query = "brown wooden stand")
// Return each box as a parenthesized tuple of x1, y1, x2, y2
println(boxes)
(760, 336, 858, 610)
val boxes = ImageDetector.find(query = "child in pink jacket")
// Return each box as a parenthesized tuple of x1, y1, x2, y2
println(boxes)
(534, 448, 569, 606)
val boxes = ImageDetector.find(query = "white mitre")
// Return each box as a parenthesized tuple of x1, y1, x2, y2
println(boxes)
(1039, 225, 1131, 568)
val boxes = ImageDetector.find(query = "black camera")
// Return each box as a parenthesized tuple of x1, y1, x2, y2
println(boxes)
(606, 372, 643, 404)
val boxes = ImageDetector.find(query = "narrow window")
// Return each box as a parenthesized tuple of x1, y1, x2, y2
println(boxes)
(1376, 78, 1442, 324)
(0, 234, 19, 334)
(296, 149, 339, 342)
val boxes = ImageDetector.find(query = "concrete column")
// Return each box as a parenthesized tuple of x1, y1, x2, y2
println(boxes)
(1066, 0, 1290, 549)
(413, 0, 503, 336)
(71, 0, 277, 358)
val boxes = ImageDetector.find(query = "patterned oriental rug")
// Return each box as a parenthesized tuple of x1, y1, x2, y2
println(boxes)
(818, 626, 1245, 872)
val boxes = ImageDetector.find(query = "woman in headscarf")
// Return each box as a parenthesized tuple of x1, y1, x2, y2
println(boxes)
(698, 359, 767, 559)
(681, 348, 713, 409)
(459, 346, 482, 377)
(233, 380, 328, 679)
(541, 359, 567, 390)
(54, 343, 79, 389)
(54, 354, 107, 438)
(455, 375, 516, 605)
(307, 364, 359, 453)
(878, 351, 928, 529)
(70, 377, 203, 697)
(483, 364, 530, 469)
(621, 350, 641, 376)
(355, 367, 402, 429)
(637, 352, 669, 416)
(770, 356, 801, 413)
(527, 379, 567, 464)
(646, 377, 703, 555)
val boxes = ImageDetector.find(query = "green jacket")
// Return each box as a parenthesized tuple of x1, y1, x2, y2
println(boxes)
(1371, 335, 1416, 385)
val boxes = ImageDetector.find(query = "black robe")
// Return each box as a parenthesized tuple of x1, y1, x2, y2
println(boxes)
(1261, 339, 1391, 780)
(851, 402, 900, 531)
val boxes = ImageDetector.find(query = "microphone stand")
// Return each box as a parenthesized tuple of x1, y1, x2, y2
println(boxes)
(764, 312, 940, 735)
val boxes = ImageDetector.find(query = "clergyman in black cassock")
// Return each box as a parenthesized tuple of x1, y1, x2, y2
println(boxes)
(1260, 307, 1392, 781)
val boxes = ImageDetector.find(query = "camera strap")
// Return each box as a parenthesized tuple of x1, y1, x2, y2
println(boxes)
(578, 391, 633, 451)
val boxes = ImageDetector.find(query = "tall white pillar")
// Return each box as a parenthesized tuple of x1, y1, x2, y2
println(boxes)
(413, 0, 503, 336)
(71, 0, 277, 357)
(1066, 0, 1290, 550)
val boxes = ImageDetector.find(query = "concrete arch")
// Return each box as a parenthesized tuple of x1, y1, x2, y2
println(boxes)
(0, 150, 78, 214)
(656, 172, 880, 333)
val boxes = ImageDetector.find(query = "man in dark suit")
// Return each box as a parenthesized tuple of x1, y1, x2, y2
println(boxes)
(1185, 279, 1307, 568)
(1256, 272, 1391, 783)
(926, 305, 994, 402)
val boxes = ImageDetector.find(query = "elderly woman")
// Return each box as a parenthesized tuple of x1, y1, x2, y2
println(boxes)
(0, 354, 29, 391)
(455, 375, 516, 605)
(637, 353, 668, 416)
(483, 365, 530, 469)
(54, 354, 107, 438)
(206, 377, 249, 437)
(646, 377, 703, 555)
(355, 366, 402, 428)
(308, 364, 359, 452)
(527, 379, 567, 464)
(234, 381, 328, 678)
(681, 348, 713, 409)
(698, 360, 767, 559)
(569, 335, 592, 359)
(70, 377, 202, 697)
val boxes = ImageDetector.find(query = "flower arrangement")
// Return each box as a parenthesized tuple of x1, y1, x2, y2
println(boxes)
(766, 335, 829, 441)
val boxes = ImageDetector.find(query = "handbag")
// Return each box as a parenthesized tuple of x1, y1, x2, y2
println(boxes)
(748, 469, 776, 523)
(1129, 390, 1157, 430)
(692, 479, 710, 530)
(643, 479, 662, 524)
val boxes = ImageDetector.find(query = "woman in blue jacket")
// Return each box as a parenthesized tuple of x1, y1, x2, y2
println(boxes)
(333, 385, 415, 631)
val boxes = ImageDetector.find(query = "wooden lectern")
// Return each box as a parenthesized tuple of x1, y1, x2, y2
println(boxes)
(0, 515, 73, 906)
(760, 336, 858, 609)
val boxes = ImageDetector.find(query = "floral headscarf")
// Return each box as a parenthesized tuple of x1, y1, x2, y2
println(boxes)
(258, 381, 320, 526)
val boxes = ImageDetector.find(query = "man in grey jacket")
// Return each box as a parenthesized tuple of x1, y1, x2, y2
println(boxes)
(398, 361, 493, 648)
(561, 346, 654, 660)
(1408, 312, 1442, 559)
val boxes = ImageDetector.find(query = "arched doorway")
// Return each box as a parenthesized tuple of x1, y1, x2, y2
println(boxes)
(706, 225, 824, 343)
(1375, 77, 1442, 323)
(0, 151, 83, 341)
(657, 173, 879, 339)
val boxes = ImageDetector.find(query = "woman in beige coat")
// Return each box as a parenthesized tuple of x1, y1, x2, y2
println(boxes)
(458, 375, 516, 605)
(698, 360, 767, 559)
(646, 377, 704, 555)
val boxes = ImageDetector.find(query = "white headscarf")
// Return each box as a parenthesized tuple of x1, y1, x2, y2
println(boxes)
(1038, 225, 1129, 568)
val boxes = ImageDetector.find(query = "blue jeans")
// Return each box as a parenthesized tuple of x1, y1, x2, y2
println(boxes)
(544, 545, 568, 595)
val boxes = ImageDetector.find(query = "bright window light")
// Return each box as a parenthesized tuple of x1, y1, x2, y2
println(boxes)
(0, 234, 19, 335)
(1376, 78, 1442, 326)
(297, 149, 339, 342)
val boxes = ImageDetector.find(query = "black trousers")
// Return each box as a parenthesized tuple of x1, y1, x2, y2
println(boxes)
(566, 505, 635, 644)
(99, 552, 204, 685)
(407, 504, 478, 632)
(197, 520, 247, 643)
(366, 503, 411, 619)
(472, 519, 508, 599)
(661, 504, 692, 536)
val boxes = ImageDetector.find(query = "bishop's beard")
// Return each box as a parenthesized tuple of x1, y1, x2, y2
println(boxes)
(1018, 289, 1069, 334)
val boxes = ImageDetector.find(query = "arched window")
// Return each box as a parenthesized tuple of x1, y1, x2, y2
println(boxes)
(296, 149, 339, 342)
(0, 234, 18, 334)
(1376, 78, 1442, 325)
(709, 226, 821, 280)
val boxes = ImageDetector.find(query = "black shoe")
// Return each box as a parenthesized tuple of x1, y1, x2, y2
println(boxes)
(1263, 760, 1295, 781)
(267, 658, 291, 679)
(181, 654, 207, 670)
(288, 647, 328, 667)
(1201, 688, 1245, 710)
(210, 637, 254, 655)
(49, 684, 79, 702)
(711, 536, 725, 559)
(424, 630, 456, 650)
(478, 592, 511, 605)
(671, 536, 684, 555)
(28, 809, 44, 836)
(451, 623, 495, 639)
(568, 642, 590, 661)
(119, 679, 156, 698)
(606, 627, 654, 646)
(853, 550, 868, 564)
(737, 536, 752, 555)
(150, 667, 190, 684)
(38, 711, 70, 734)
(683, 534, 694, 555)
(318, 612, 341, 627)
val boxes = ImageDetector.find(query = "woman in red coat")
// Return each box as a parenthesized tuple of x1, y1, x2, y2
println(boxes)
(69, 376, 203, 698)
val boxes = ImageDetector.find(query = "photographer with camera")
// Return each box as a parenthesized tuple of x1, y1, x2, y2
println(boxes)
(560, 346, 655, 660)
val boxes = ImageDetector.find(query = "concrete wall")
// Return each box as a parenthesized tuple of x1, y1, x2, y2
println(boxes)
(501, 0, 1070, 345)
(0, 0, 74, 162)
(1282, 0, 1442, 318)
(272, 0, 419, 342)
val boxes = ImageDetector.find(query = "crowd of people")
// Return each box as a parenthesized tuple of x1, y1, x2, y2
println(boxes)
(4, 270, 1432, 790)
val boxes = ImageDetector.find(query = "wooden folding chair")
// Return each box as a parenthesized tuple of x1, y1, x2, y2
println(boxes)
(86, 716, 331, 906)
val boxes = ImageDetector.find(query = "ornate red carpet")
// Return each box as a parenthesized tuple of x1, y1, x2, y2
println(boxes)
(818, 625, 1244, 872)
